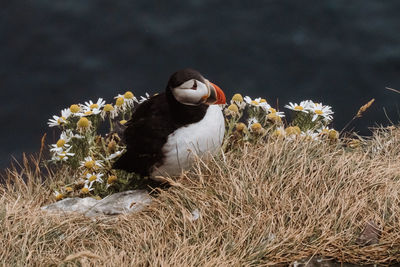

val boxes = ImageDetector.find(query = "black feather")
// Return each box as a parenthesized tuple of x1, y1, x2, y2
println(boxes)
(113, 69, 209, 176)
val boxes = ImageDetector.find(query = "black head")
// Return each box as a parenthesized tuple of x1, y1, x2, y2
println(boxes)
(166, 68, 226, 106)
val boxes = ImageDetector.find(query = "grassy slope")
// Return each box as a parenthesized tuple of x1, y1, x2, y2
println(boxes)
(1, 127, 400, 266)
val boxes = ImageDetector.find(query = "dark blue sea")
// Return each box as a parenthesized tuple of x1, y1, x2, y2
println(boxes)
(1, 0, 400, 169)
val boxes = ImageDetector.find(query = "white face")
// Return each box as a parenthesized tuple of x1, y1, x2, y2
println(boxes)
(171, 79, 211, 106)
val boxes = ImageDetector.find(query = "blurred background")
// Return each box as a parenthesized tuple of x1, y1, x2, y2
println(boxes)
(1, 1, 400, 169)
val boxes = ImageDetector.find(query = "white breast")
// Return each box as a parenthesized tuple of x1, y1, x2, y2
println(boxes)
(150, 105, 225, 179)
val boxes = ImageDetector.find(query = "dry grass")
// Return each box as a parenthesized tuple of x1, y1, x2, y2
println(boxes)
(2, 127, 400, 266)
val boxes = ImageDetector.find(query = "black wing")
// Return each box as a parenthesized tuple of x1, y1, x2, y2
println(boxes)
(112, 93, 175, 176)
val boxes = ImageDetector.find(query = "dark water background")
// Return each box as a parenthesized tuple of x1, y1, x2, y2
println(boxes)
(1, 1, 400, 169)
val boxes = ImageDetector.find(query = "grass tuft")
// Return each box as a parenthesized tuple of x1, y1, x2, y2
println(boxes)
(1, 127, 400, 265)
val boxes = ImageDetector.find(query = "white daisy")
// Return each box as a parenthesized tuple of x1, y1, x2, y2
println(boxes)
(114, 91, 137, 109)
(309, 102, 334, 122)
(82, 98, 106, 116)
(81, 181, 94, 194)
(53, 190, 63, 201)
(48, 115, 66, 127)
(301, 130, 319, 141)
(63, 129, 84, 139)
(138, 93, 150, 104)
(101, 104, 119, 119)
(47, 108, 71, 127)
(230, 93, 246, 109)
(86, 172, 104, 184)
(272, 126, 286, 138)
(51, 147, 75, 161)
(284, 101, 312, 113)
(80, 156, 103, 170)
(106, 150, 124, 161)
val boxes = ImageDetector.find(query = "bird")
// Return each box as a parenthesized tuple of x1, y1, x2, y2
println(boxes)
(113, 68, 226, 181)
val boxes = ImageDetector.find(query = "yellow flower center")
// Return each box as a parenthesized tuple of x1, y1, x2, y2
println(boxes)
(227, 104, 239, 113)
(56, 139, 66, 147)
(231, 93, 243, 102)
(285, 126, 301, 135)
(70, 104, 80, 113)
(267, 113, 282, 123)
(124, 91, 134, 99)
(251, 100, 259, 106)
(315, 109, 323, 115)
(260, 99, 267, 103)
(84, 110, 93, 115)
(103, 104, 114, 112)
(77, 117, 90, 128)
(251, 123, 262, 131)
(328, 129, 338, 140)
(348, 139, 360, 148)
(272, 129, 283, 137)
(269, 108, 276, 113)
(107, 175, 117, 184)
(236, 122, 246, 132)
(81, 187, 89, 194)
(90, 103, 99, 109)
(65, 186, 73, 192)
(294, 106, 303, 111)
(116, 97, 124, 107)
(57, 116, 66, 124)
(89, 175, 97, 182)
(120, 120, 127, 125)
(55, 193, 63, 201)
(84, 160, 95, 169)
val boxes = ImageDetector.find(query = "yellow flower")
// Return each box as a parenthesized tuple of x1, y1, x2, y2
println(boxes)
(77, 117, 90, 128)
(328, 129, 339, 140)
(56, 139, 66, 148)
(267, 113, 282, 124)
(228, 104, 239, 113)
(81, 187, 89, 194)
(348, 139, 360, 148)
(251, 100, 259, 106)
(120, 120, 127, 125)
(107, 175, 118, 184)
(70, 104, 80, 113)
(103, 104, 114, 112)
(124, 91, 134, 99)
(236, 122, 246, 132)
(251, 122, 262, 132)
(272, 127, 285, 138)
(231, 93, 243, 102)
(285, 126, 301, 135)
(260, 99, 267, 103)
(65, 186, 73, 192)
(116, 97, 124, 107)
(54, 190, 63, 201)
(269, 107, 276, 113)
(89, 175, 97, 182)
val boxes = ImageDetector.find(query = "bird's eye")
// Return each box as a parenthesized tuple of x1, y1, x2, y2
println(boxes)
(191, 80, 197, 90)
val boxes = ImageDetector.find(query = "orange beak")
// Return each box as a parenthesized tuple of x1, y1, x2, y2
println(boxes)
(210, 82, 226, 104)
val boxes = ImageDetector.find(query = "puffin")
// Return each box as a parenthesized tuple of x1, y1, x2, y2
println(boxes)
(113, 68, 226, 180)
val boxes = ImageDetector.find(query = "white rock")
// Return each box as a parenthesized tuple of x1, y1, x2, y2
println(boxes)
(41, 190, 152, 217)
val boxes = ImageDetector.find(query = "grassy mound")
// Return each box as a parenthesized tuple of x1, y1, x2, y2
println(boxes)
(1, 127, 400, 265)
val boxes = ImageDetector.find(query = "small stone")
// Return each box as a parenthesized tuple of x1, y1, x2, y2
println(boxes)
(356, 220, 381, 246)
(41, 190, 152, 217)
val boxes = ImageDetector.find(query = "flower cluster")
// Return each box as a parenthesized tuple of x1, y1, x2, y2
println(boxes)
(47, 91, 149, 200)
(48, 89, 339, 201)
(222, 94, 338, 149)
